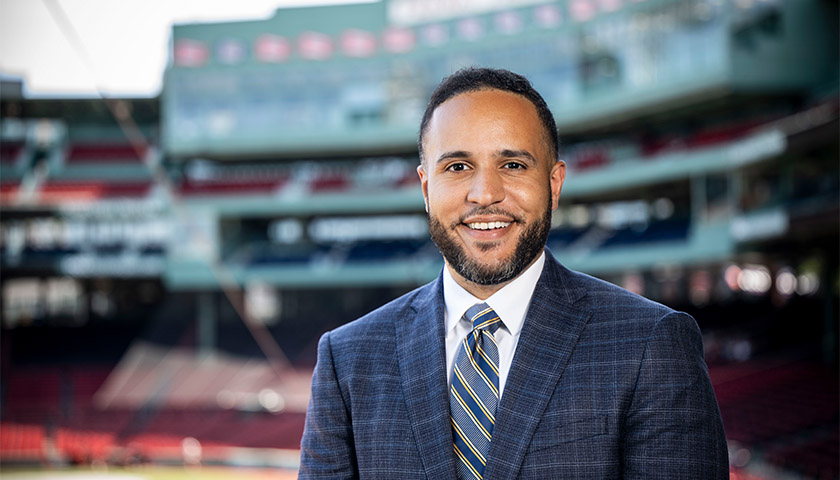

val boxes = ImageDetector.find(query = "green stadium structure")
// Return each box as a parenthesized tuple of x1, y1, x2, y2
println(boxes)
(163, 0, 833, 156)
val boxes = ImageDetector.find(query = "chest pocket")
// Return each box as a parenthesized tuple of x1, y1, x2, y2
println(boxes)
(528, 414, 610, 452)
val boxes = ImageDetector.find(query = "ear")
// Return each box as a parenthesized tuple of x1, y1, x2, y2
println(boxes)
(417, 163, 430, 213)
(549, 160, 565, 210)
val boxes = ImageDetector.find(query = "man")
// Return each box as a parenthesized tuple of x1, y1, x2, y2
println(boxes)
(299, 68, 728, 479)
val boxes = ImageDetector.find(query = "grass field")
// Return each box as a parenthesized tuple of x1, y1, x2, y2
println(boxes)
(0, 466, 298, 480)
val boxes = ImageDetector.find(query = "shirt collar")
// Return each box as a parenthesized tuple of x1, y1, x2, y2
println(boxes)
(443, 251, 546, 335)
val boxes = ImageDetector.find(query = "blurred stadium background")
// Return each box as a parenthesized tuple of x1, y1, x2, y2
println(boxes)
(0, 0, 838, 478)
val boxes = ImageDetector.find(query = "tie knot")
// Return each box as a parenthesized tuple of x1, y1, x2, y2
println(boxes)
(464, 302, 502, 334)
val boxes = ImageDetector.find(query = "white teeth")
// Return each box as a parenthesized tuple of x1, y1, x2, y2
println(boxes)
(468, 221, 511, 230)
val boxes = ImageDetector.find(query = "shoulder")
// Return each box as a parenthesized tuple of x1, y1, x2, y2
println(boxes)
(543, 255, 693, 336)
(575, 269, 700, 349)
(545, 256, 673, 317)
(574, 269, 671, 315)
(327, 279, 437, 347)
(316, 279, 439, 380)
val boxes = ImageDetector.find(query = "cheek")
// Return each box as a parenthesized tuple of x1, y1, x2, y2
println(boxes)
(427, 183, 460, 209)
(509, 181, 548, 209)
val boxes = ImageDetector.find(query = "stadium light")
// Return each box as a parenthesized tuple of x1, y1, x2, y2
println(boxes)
(775, 267, 796, 296)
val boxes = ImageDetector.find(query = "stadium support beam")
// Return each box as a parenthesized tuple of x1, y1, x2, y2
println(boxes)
(691, 174, 707, 224)
(197, 291, 217, 358)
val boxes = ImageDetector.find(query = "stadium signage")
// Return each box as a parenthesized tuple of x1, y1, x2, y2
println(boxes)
(254, 34, 292, 63)
(340, 29, 378, 57)
(216, 38, 247, 65)
(456, 17, 485, 41)
(297, 31, 334, 60)
(382, 26, 416, 53)
(173, 39, 209, 67)
(171, 1, 640, 69)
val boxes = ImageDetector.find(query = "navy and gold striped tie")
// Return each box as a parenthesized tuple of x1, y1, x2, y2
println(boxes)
(450, 303, 502, 480)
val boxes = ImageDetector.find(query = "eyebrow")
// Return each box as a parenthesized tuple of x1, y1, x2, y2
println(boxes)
(435, 150, 469, 165)
(435, 149, 539, 165)
(497, 149, 538, 165)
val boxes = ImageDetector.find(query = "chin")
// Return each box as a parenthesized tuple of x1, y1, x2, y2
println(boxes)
(470, 249, 513, 267)
(469, 238, 505, 252)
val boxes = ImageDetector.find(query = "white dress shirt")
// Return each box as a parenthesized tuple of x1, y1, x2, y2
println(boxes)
(443, 252, 546, 398)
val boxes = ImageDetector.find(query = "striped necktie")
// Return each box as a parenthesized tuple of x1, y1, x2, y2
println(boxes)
(450, 303, 502, 480)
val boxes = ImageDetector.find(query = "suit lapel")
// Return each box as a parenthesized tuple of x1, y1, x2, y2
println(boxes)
(395, 275, 458, 479)
(484, 255, 592, 480)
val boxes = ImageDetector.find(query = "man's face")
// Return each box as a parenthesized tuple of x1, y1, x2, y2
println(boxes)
(418, 88, 565, 293)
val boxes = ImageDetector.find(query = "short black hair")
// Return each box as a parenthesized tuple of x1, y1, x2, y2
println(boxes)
(418, 67, 559, 163)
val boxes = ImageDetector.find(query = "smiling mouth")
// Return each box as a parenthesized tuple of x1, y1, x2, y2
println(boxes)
(467, 221, 511, 230)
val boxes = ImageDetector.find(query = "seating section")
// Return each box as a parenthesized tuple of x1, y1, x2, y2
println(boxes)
(711, 360, 839, 478)
(0, 181, 21, 202)
(241, 243, 328, 266)
(309, 171, 349, 192)
(0, 142, 27, 194)
(765, 431, 839, 480)
(130, 409, 305, 451)
(0, 142, 24, 165)
(640, 120, 762, 158)
(55, 428, 116, 464)
(1, 180, 154, 205)
(545, 217, 691, 254)
(65, 143, 146, 164)
(3, 357, 835, 476)
(71, 368, 112, 406)
(601, 217, 691, 248)
(178, 157, 414, 198)
(38, 180, 153, 201)
(0, 141, 159, 206)
(0, 365, 307, 465)
(3, 367, 63, 422)
(345, 239, 427, 262)
(568, 147, 611, 172)
(179, 177, 287, 196)
(713, 363, 839, 445)
(0, 423, 45, 462)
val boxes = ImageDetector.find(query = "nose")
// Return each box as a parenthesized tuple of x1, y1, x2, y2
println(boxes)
(466, 167, 505, 207)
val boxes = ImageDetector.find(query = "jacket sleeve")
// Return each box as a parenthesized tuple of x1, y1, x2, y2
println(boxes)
(298, 331, 358, 480)
(622, 311, 729, 479)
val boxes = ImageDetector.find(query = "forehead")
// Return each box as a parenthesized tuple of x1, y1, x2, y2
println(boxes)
(424, 88, 547, 155)
(432, 88, 538, 125)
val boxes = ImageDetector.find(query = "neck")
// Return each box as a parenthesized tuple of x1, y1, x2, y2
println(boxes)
(449, 270, 507, 299)
(446, 254, 542, 300)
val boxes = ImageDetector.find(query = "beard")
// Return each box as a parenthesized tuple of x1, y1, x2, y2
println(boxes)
(428, 199, 552, 286)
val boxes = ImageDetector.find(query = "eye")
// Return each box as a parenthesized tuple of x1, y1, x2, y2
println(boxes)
(446, 162, 470, 172)
(503, 161, 525, 169)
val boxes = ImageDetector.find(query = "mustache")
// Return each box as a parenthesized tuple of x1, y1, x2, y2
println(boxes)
(451, 206, 525, 227)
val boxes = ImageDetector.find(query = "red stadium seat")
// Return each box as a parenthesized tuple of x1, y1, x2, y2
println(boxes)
(65, 143, 146, 164)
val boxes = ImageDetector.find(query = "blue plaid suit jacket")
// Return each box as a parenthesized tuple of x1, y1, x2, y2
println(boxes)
(299, 251, 728, 479)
